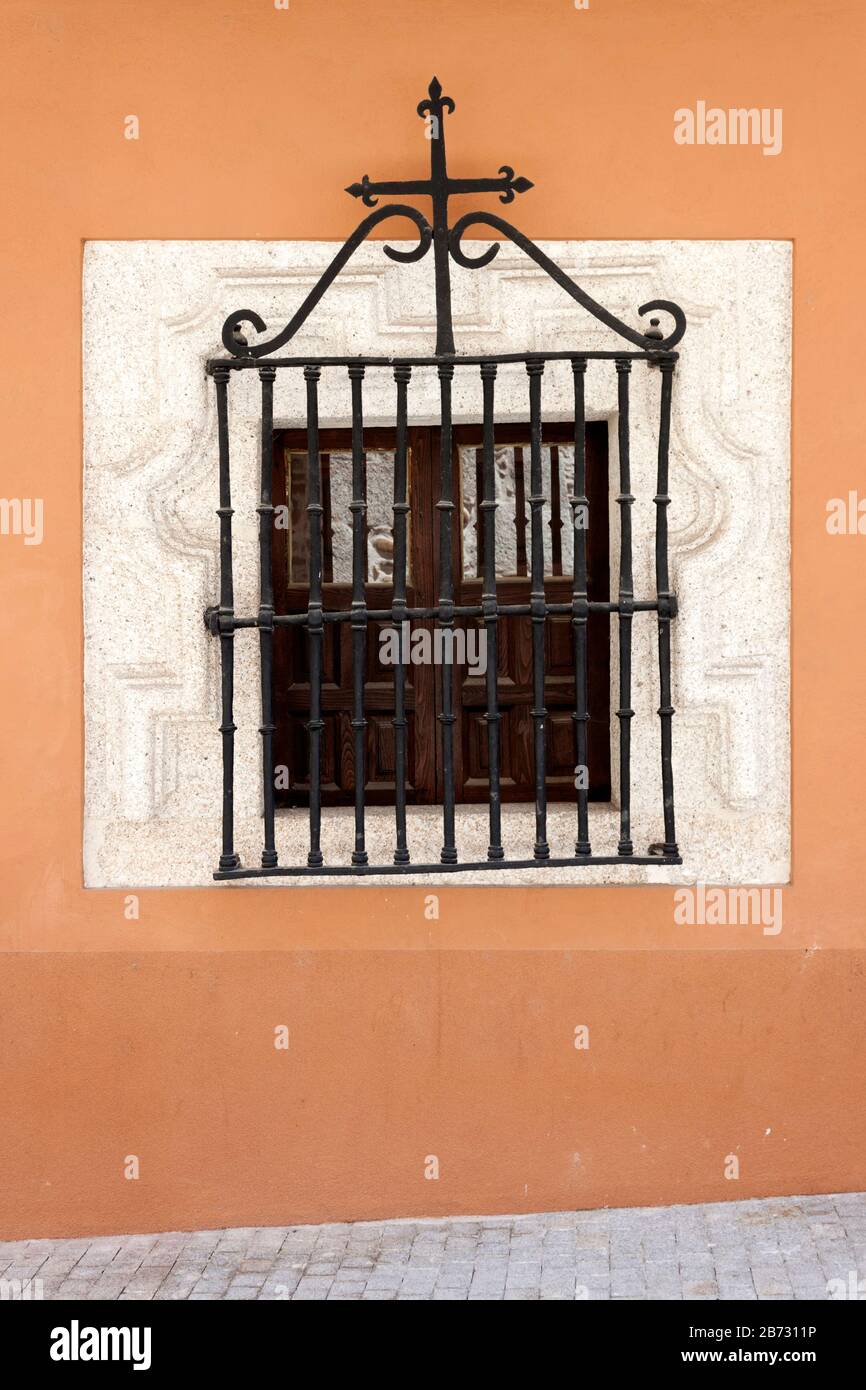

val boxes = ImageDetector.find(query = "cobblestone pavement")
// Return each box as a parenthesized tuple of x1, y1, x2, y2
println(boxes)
(2, 1193, 864, 1301)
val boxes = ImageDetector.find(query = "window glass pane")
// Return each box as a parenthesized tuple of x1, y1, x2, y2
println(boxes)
(285, 446, 411, 585)
(459, 442, 574, 579)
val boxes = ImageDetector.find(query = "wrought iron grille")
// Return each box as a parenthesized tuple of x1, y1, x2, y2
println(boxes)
(204, 78, 685, 879)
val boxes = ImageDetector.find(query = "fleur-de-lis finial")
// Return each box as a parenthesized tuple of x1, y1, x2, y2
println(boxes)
(417, 75, 456, 119)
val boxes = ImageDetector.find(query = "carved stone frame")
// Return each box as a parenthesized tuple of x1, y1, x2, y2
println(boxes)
(83, 239, 791, 887)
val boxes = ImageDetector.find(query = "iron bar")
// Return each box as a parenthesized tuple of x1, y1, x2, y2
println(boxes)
(257, 366, 278, 868)
(208, 350, 677, 373)
(615, 358, 634, 856)
(213, 366, 240, 872)
(426, 80, 456, 357)
(348, 364, 368, 866)
(215, 853, 681, 880)
(571, 357, 591, 857)
(236, 598, 663, 629)
(480, 362, 503, 860)
(437, 362, 457, 864)
(304, 364, 325, 868)
(655, 358, 679, 856)
(392, 365, 412, 864)
(527, 358, 549, 860)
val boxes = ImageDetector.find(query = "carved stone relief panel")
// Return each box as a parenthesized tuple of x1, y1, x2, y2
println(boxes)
(83, 239, 790, 886)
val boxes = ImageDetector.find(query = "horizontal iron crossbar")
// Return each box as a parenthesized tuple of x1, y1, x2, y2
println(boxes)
(205, 598, 677, 636)
(215, 855, 681, 880)
(207, 350, 678, 373)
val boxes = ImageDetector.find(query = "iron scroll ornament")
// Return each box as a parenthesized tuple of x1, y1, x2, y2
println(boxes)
(449, 211, 686, 352)
(220, 77, 686, 359)
(221, 204, 433, 359)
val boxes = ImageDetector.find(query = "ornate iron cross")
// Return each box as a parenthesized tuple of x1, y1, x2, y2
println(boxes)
(346, 78, 533, 355)
(218, 77, 685, 360)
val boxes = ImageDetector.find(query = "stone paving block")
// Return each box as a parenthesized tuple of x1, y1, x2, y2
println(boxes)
(313, 1246, 349, 1262)
(471, 1278, 506, 1295)
(645, 1284, 683, 1301)
(540, 1274, 577, 1296)
(574, 1234, 609, 1252)
(364, 1269, 404, 1290)
(716, 1277, 757, 1299)
(191, 1279, 231, 1297)
(87, 1276, 130, 1300)
(506, 1266, 542, 1289)
(683, 1280, 720, 1299)
(611, 1278, 648, 1298)
(2, 1262, 49, 1282)
(540, 1252, 577, 1273)
(292, 1276, 335, 1299)
(108, 1254, 146, 1275)
(54, 1279, 98, 1299)
(677, 1250, 715, 1270)
(400, 1274, 437, 1294)
(751, 1267, 794, 1298)
(116, 1276, 166, 1298)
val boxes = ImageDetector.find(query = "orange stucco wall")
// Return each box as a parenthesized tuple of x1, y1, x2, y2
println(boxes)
(2, 0, 865, 1238)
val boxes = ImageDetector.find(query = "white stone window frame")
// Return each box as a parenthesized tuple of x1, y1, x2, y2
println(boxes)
(83, 239, 791, 888)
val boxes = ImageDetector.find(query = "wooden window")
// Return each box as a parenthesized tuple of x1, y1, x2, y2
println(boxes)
(272, 422, 610, 807)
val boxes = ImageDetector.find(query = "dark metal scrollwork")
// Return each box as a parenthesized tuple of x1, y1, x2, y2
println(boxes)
(218, 78, 686, 359)
(448, 210, 686, 352)
(221, 204, 432, 358)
